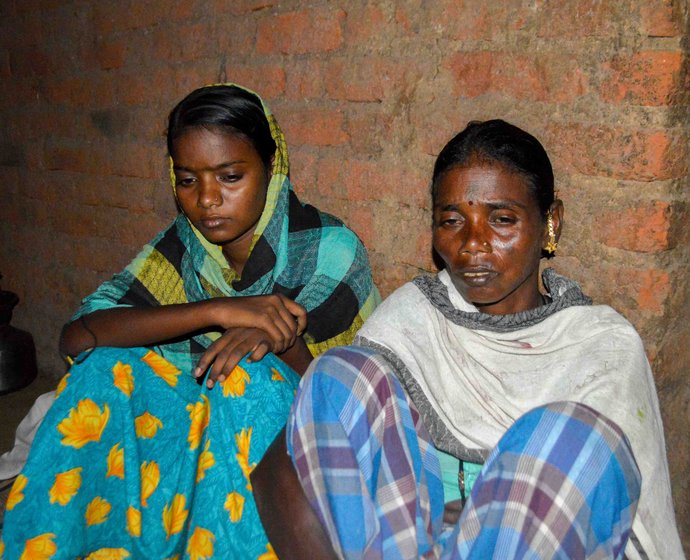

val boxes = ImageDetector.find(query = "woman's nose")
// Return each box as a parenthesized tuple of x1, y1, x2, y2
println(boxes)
(198, 178, 222, 208)
(461, 222, 491, 254)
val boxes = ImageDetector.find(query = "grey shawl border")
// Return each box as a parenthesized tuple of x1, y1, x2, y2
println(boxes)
(354, 337, 489, 464)
(353, 269, 591, 462)
(412, 268, 592, 333)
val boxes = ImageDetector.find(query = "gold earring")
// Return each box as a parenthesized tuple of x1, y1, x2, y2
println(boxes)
(544, 213, 558, 255)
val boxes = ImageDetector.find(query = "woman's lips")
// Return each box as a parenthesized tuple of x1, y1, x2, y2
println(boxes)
(458, 268, 496, 286)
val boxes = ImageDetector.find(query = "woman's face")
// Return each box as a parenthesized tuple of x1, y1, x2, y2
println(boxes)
(432, 163, 551, 315)
(172, 127, 270, 265)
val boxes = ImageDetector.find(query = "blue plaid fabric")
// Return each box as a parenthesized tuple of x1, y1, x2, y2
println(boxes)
(287, 347, 641, 560)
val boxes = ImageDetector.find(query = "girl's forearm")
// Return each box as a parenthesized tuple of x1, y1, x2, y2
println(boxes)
(59, 301, 220, 358)
(278, 336, 314, 376)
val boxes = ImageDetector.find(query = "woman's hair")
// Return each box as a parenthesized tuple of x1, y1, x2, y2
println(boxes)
(167, 85, 276, 171)
(431, 119, 554, 217)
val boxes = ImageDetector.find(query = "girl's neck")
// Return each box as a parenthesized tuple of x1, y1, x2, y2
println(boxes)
(221, 226, 257, 277)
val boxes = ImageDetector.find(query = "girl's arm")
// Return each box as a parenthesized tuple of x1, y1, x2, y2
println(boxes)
(60, 294, 307, 359)
(193, 326, 314, 388)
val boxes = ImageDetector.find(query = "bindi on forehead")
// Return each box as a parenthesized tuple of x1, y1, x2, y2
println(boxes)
(468, 200, 473, 205)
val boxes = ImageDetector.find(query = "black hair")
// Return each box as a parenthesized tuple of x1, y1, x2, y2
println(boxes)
(167, 85, 276, 171)
(431, 119, 554, 217)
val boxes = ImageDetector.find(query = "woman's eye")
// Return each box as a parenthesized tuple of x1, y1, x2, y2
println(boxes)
(220, 174, 241, 183)
(492, 214, 517, 224)
(438, 215, 463, 227)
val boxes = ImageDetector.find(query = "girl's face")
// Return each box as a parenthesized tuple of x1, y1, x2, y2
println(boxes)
(172, 127, 270, 267)
(432, 163, 553, 315)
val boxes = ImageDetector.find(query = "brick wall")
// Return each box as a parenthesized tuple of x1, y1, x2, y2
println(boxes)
(1, 0, 688, 549)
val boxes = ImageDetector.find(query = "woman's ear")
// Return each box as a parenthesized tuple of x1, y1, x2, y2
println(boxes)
(542, 199, 564, 257)
(550, 199, 564, 242)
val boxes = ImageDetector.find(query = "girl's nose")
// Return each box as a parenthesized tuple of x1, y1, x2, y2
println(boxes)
(198, 178, 222, 208)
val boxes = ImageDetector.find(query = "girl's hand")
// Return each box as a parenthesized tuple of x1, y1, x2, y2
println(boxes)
(215, 295, 307, 351)
(195, 327, 277, 389)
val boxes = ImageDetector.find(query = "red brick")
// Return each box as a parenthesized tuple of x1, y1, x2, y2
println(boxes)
(594, 201, 673, 253)
(535, 1, 622, 38)
(171, 65, 220, 98)
(429, 0, 528, 40)
(284, 59, 326, 100)
(446, 51, 588, 102)
(0, 1, 16, 17)
(324, 57, 421, 103)
(546, 124, 688, 181)
(316, 156, 429, 208)
(50, 202, 100, 238)
(288, 149, 318, 196)
(213, 0, 274, 15)
(341, 204, 375, 250)
(393, 5, 413, 33)
(94, 1, 202, 35)
(149, 24, 216, 63)
(281, 107, 348, 147)
(213, 15, 256, 59)
(8, 47, 53, 76)
(343, 4, 392, 47)
(256, 8, 345, 55)
(0, 14, 43, 51)
(224, 64, 287, 99)
(43, 76, 96, 107)
(97, 40, 125, 71)
(14, 0, 62, 14)
(115, 69, 172, 106)
(108, 142, 166, 180)
(640, 0, 681, 37)
(44, 142, 96, 175)
(96, 206, 167, 247)
(600, 266, 671, 315)
(635, 269, 671, 315)
(600, 51, 683, 106)
(345, 109, 396, 155)
(0, 49, 10, 79)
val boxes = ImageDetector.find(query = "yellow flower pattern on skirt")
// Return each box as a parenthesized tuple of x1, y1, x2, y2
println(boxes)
(140, 461, 160, 507)
(19, 533, 56, 560)
(84, 548, 130, 559)
(106, 443, 125, 479)
(186, 527, 214, 560)
(162, 494, 189, 539)
(112, 361, 135, 397)
(2, 346, 300, 558)
(221, 365, 251, 397)
(6, 474, 27, 510)
(57, 399, 110, 449)
(49, 467, 82, 505)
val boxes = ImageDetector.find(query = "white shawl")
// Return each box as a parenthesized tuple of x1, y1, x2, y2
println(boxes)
(356, 269, 683, 560)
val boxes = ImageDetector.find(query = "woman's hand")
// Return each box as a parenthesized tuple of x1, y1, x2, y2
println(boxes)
(214, 295, 307, 351)
(195, 327, 278, 388)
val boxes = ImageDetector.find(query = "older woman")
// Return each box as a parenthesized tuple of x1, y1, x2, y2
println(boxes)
(256, 120, 683, 559)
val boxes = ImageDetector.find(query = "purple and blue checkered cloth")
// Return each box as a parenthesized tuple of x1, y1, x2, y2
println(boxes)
(287, 346, 641, 560)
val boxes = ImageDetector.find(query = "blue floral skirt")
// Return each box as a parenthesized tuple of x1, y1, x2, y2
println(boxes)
(2, 346, 299, 559)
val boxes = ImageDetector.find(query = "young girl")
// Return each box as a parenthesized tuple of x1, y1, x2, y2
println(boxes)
(2, 84, 379, 559)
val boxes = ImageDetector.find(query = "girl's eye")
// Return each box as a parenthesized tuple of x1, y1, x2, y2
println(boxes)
(220, 174, 241, 183)
(176, 177, 196, 187)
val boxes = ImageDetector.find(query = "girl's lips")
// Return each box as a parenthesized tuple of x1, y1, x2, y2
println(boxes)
(200, 217, 228, 228)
